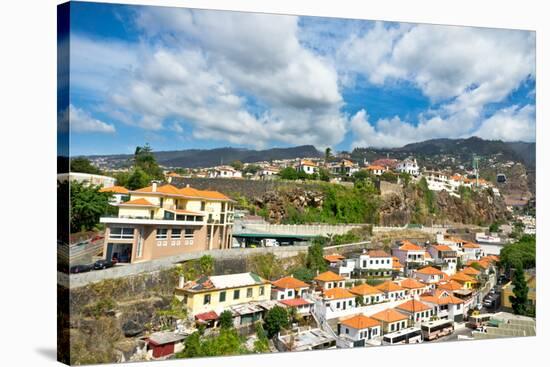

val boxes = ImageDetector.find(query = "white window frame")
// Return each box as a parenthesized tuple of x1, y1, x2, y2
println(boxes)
(109, 227, 134, 240)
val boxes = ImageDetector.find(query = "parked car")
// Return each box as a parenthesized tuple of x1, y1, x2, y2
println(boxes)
(93, 259, 115, 270)
(70, 263, 94, 274)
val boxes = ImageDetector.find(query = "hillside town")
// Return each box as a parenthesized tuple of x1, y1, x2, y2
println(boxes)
(61, 142, 536, 364)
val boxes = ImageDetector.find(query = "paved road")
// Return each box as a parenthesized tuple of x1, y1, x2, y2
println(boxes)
(428, 324, 473, 343)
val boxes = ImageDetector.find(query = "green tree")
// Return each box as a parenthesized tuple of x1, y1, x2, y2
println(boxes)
(324, 147, 332, 164)
(509, 264, 529, 316)
(264, 306, 290, 338)
(243, 164, 261, 175)
(230, 160, 244, 171)
(182, 332, 201, 357)
(279, 167, 298, 180)
(219, 310, 233, 329)
(291, 267, 315, 282)
(126, 167, 151, 190)
(489, 222, 501, 233)
(249, 253, 284, 280)
(199, 255, 214, 275)
(70, 182, 114, 233)
(253, 323, 270, 353)
(134, 144, 164, 179)
(70, 157, 102, 175)
(305, 242, 328, 273)
(318, 168, 331, 182)
(500, 235, 536, 270)
(380, 171, 398, 183)
(399, 172, 412, 186)
(355, 295, 364, 306)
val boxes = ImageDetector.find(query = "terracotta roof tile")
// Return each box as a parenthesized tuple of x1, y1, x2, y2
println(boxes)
(376, 281, 405, 293)
(279, 298, 312, 307)
(314, 271, 345, 282)
(100, 185, 129, 194)
(415, 266, 444, 276)
(272, 276, 309, 290)
(398, 240, 423, 251)
(323, 287, 354, 300)
(119, 198, 156, 206)
(350, 283, 382, 296)
(371, 308, 409, 323)
(340, 314, 381, 329)
(400, 278, 427, 289)
(397, 299, 432, 313)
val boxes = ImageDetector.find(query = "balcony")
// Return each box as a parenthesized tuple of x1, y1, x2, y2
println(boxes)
(100, 215, 205, 226)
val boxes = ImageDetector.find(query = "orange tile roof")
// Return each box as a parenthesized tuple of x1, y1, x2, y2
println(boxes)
(421, 292, 465, 305)
(300, 160, 316, 167)
(279, 298, 312, 307)
(433, 245, 453, 252)
(416, 266, 444, 276)
(398, 240, 423, 251)
(437, 280, 463, 292)
(367, 165, 385, 170)
(350, 283, 382, 296)
(424, 251, 432, 259)
(324, 254, 345, 263)
(367, 250, 391, 258)
(132, 184, 231, 201)
(392, 257, 403, 269)
(314, 271, 345, 282)
(376, 281, 405, 293)
(100, 185, 129, 194)
(397, 299, 432, 313)
(340, 314, 381, 329)
(371, 308, 409, 323)
(400, 278, 427, 289)
(272, 276, 309, 290)
(166, 209, 203, 215)
(323, 287, 355, 300)
(466, 260, 489, 269)
(463, 242, 480, 249)
(119, 198, 156, 206)
(462, 267, 481, 276)
(451, 272, 476, 283)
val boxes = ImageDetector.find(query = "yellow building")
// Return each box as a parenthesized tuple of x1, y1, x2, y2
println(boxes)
(501, 273, 536, 310)
(175, 272, 271, 317)
(100, 183, 235, 263)
(450, 271, 477, 289)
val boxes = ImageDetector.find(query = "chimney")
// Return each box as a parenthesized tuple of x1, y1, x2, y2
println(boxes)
(178, 275, 185, 289)
(152, 181, 158, 192)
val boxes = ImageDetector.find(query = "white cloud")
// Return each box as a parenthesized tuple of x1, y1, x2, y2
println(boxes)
(73, 9, 346, 148)
(69, 105, 115, 134)
(474, 105, 535, 142)
(341, 23, 535, 146)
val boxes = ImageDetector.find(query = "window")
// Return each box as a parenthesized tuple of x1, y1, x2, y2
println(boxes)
(375, 260, 379, 265)
(184, 229, 194, 245)
(201, 201, 206, 211)
(259, 286, 265, 296)
(336, 302, 340, 309)
(219, 291, 226, 303)
(204, 294, 211, 305)
(362, 260, 367, 267)
(109, 227, 134, 239)
(287, 290, 293, 297)
(280, 294, 284, 300)
(171, 229, 182, 239)
(390, 324, 395, 331)
(345, 328, 349, 334)
(156, 228, 168, 239)
(159, 197, 164, 208)
(233, 289, 240, 300)
(247, 288, 253, 298)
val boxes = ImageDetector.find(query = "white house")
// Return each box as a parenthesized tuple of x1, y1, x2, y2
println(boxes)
(398, 278, 431, 298)
(324, 254, 355, 279)
(427, 244, 458, 275)
(314, 271, 346, 290)
(356, 249, 393, 276)
(366, 165, 385, 176)
(338, 314, 382, 346)
(208, 166, 242, 179)
(462, 242, 484, 261)
(322, 288, 357, 313)
(297, 159, 318, 175)
(420, 289, 465, 322)
(375, 281, 409, 302)
(412, 266, 447, 285)
(396, 158, 420, 176)
(396, 299, 434, 324)
(349, 284, 384, 305)
(279, 298, 314, 316)
(271, 276, 310, 301)
(392, 241, 426, 268)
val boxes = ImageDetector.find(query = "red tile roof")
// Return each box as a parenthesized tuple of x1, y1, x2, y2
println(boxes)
(99, 185, 129, 194)
(416, 266, 444, 276)
(376, 281, 405, 293)
(279, 298, 312, 307)
(399, 240, 423, 251)
(119, 198, 156, 206)
(400, 278, 427, 289)
(367, 250, 391, 258)
(324, 254, 345, 263)
(195, 311, 218, 321)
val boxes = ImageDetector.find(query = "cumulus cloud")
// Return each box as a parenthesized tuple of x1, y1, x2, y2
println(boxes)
(69, 105, 116, 134)
(71, 9, 346, 148)
(474, 105, 535, 142)
(341, 22, 535, 147)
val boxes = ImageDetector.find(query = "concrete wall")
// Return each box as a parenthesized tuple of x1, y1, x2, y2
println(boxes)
(234, 222, 365, 236)
(60, 246, 308, 289)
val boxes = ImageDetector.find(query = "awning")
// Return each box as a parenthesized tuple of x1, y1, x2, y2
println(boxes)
(195, 311, 218, 322)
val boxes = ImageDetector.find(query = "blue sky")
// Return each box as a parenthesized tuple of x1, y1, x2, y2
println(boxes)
(66, 2, 536, 156)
